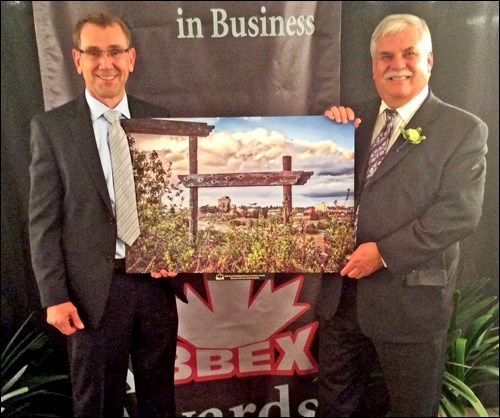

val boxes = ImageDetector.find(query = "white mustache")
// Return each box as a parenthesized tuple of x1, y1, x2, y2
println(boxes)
(384, 70, 413, 79)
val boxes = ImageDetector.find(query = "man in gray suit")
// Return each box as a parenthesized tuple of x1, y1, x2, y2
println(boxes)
(29, 13, 185, 417)
(317, 14, 488, 417)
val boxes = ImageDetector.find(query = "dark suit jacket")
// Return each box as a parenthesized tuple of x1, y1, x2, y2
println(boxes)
(320, 90, 488, 342)
(29, 94, 187, 329)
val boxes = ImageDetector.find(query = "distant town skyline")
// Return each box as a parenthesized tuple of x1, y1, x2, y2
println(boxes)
(212, 195, 352, 210)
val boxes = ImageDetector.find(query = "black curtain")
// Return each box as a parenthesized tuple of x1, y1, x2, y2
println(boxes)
(1, 1, 45, 343)
(2, 0, 498, 346)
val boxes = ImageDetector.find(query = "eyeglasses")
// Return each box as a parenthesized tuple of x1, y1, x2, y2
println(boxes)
(77, 47, 130, 60)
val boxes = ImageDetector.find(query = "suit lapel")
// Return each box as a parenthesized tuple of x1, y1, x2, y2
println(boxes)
(364, 92, 440, 187)
(67, 96, 113, 214)
(127, 96, 149, 118)
(355, 104, 379, 199)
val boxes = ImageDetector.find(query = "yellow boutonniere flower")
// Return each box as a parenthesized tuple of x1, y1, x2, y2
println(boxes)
(400, 127, 426, 144)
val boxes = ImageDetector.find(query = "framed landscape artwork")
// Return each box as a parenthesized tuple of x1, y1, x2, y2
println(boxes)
(121, 116, 354, 279)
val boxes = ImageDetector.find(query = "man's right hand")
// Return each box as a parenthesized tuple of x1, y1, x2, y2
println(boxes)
(324, 106, 361, 128)
(46, 302, 85, 335)
(151, 269, 177, 279)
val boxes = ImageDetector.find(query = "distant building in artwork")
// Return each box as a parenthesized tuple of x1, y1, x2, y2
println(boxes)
(314, 202, 327, 213)
(218, 196, 231, 212)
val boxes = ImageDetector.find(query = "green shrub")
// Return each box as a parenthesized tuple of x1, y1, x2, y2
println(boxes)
(1, 312, 70, 417)
(440, 277, 499, 417)
(363, 277, 499, 417)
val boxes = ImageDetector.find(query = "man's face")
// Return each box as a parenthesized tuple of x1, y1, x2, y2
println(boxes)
(72, 22, 136, 108)
(372, 25, 433, 108)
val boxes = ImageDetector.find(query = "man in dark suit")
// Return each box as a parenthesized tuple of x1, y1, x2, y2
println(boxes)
(317, 14, 488, 417)
(29, 13, 185, 417)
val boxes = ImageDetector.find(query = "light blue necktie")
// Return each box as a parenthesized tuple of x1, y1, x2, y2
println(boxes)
(103, 110, 140, 246)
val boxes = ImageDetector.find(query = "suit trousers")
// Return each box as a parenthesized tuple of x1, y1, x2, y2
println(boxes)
(67, 271, 178, 417)
(317, 277, 447, 417)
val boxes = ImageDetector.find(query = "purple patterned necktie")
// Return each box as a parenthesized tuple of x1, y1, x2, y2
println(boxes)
(365, 108, 397, 180)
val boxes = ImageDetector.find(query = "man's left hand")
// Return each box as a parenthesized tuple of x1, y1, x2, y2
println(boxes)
(340, 242, 384, 279)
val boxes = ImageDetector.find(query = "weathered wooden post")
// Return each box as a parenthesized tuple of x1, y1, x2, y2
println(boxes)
(189, 135, 198, 245)
(283, 156, 292, 224)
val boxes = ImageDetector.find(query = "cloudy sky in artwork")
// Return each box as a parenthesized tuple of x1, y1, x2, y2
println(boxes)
(132, 116, 354, 208)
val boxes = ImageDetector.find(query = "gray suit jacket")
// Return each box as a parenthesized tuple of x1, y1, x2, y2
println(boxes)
(320, 91, 488, 342)
(29, 94, 186, 328)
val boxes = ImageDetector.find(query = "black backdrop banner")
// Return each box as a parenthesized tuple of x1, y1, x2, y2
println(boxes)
(32, 1, 341, 117)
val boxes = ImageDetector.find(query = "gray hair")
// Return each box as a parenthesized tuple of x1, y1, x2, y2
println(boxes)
(370, 14, 432, 58)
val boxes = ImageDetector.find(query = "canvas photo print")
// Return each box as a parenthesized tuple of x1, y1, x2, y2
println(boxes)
(121, 116, 355, 277)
